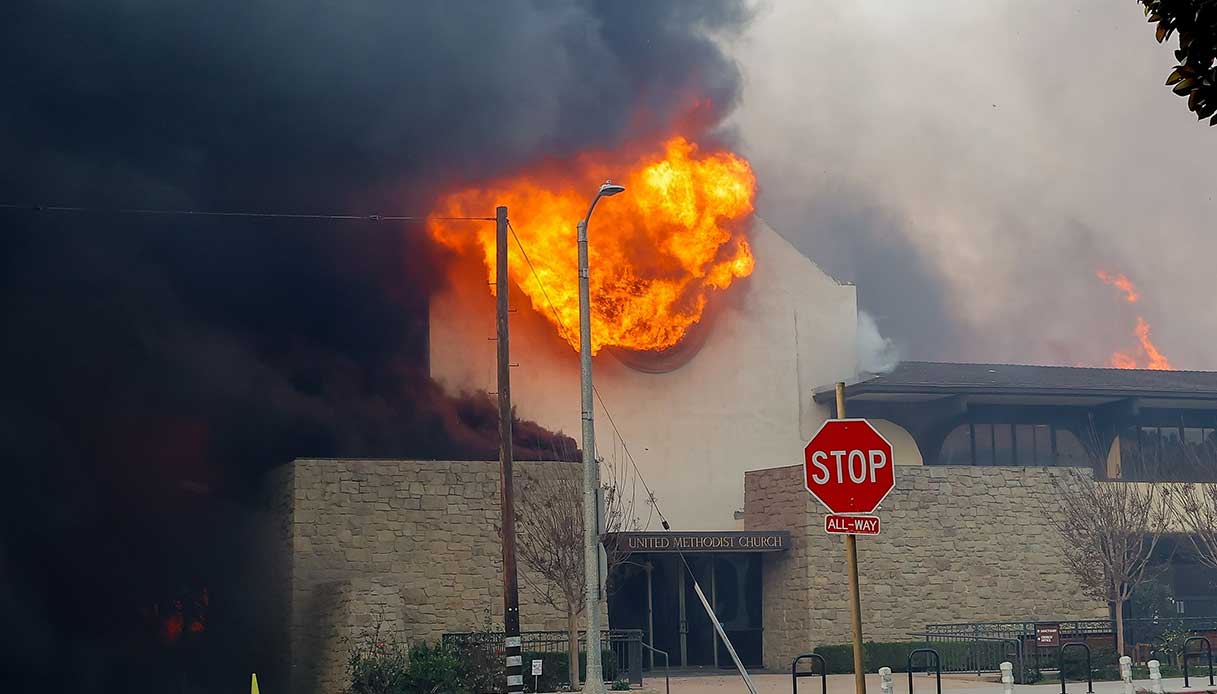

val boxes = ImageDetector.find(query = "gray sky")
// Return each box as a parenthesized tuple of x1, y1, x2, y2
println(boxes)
(730, 0, 1217, 369)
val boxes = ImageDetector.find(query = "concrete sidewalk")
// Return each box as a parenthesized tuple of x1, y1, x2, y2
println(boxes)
(638, 672, 1207, 694)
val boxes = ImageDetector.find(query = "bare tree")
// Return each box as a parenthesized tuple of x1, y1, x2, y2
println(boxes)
(1169, 441, 1217, 570)
(1050, 448, 1174, 655)
(514, 462, 636, 689)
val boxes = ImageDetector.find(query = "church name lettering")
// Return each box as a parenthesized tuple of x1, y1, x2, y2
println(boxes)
(617, 532, 789, 553)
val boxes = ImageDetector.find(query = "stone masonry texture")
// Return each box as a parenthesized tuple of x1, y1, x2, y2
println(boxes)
(277, 458, 588, 694)
(744, 465, 1109, 669)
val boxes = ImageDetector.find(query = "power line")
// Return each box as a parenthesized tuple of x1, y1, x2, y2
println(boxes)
(508, 217, 761, 690)
(508, 217, 762, 687)
(507, 219, 669, 532)
(0, 202, 494, 222)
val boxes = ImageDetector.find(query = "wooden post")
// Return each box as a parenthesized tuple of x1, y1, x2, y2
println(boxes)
(496, 205, 523, 693)
(837, 381, 867, 694)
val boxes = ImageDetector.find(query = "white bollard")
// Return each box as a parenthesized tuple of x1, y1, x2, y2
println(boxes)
(1148, 659, 1164, 694)
(880, 666, 894, 694)
(1119, 656, 1133, 694)
(1000, 661, 1014, 694)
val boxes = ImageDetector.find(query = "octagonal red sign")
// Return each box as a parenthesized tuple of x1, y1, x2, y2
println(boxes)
(803, 418, 895, 515)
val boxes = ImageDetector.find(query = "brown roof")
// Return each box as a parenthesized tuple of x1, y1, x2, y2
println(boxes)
(815, 361, 1217, 402)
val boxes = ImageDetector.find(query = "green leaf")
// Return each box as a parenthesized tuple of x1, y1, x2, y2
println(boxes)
(1197, 100, 1217, 120)
(1167, 68, 1185, 85)
(1208, 112, 1217, 126)
(1174, 78, 1197, 94)
(1176, 49, 1188, 61)
(1188, 90, 1202, 111)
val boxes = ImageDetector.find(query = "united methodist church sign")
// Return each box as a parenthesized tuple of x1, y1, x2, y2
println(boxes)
(609, 531, 790, 553)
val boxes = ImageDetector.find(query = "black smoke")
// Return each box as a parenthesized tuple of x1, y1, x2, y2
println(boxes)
(0, 1, 749, 691)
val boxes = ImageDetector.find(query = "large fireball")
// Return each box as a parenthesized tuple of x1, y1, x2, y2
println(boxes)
(429, 136, 757, 354)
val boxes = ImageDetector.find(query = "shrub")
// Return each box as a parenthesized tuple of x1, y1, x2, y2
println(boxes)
(517, 652, 566, 692)
(403, 642, 474, 694)
(518, 649, 617, 692)
(811, 641, 975, 674)
(1059, 646, 1118, 681)
(348, 629, 479, 694)
(348, 624, 410, 694)
(446, 645, 618, 693)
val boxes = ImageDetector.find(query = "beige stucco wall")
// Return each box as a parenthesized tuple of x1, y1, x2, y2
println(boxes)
(744, 464, 1108, 668)
(429, 220, 859, 530)
(870, 418, 924, 465)
(277, 458, 590, 694)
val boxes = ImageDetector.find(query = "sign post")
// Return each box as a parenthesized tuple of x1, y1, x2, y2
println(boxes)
(802, 383, 897, 694)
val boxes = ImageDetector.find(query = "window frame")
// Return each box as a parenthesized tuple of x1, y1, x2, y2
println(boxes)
(934, 420, 1075, 467)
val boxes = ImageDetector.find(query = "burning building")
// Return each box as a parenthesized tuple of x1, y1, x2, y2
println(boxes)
(426, 132, 861, 531)
(260, 129, 1217, 681)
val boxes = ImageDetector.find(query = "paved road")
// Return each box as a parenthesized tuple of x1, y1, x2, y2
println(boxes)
(637, 671, 1205, 694)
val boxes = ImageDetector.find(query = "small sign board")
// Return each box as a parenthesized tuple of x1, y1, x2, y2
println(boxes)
(1036, 624, 1060, 647)
(824, 513, 880, 536)
(531, 659, 543, 676)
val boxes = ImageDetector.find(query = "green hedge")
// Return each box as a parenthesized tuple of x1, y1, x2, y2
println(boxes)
(1058, 646, 1118, 681)
(812, 642, 976, 674)
(348, 634, 617, 694)
(518, 650, 617, 693)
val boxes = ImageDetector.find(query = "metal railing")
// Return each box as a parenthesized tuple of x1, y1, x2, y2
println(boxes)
(641, 643, 670, 694)
(907, 648, 943, 694)
(907, 632, 1026, 682)
(442, 629, 644, 687)
(1183, 636, 1215, 688)
(1058, 642, 1094, 694)
(792, 653, 827, 694)
(925, 617, 1217, 646)
(923, 617, 1217, 681)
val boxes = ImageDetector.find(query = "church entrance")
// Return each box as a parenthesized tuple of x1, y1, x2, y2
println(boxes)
(606, 531, 788, 669)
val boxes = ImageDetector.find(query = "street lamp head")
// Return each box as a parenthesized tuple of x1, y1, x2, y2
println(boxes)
(598, 180, 626, 197)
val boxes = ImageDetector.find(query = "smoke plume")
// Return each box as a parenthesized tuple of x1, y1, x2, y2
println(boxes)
(0, 2, 750, 691)
(733, 0, 1217, 369)
(857, 310, 900, 374)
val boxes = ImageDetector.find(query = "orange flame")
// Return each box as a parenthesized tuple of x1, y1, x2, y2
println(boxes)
(144, 587, 208, 646)
(1134, 316, 1173, 370)
(1096, 270, 1140, 303)
(429, 136, 756, 354)
(1097, 270, 1172, 370)
(161, 608, 184, 645)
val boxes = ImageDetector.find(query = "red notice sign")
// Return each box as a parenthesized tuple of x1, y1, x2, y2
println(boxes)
(824, 514, 880, 536)
(1036, 624, 1060, 647)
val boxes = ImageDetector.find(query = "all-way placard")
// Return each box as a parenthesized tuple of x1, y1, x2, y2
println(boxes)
(824, 513, 880, 536)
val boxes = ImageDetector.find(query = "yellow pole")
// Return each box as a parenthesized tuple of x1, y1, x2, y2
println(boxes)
(837, 381, 867, 694)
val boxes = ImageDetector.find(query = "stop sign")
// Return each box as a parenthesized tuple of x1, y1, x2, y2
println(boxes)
(803, 418, 895, 514)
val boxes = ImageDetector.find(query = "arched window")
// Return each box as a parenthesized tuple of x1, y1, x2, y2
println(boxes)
(932, 421, 1088, 467)
(939, 424, 971, 465)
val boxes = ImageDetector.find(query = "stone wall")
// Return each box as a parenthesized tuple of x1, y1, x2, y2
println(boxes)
(745, 465, 1108, 668)
(305, 576, 406, 694)
(278, 458, 589, 694)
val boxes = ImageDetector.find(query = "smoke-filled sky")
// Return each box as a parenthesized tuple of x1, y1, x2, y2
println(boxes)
(733, 0, 1217, 370)
(0, 2, 748, 690)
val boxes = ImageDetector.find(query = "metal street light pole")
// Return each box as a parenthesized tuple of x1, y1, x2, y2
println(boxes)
(578, 180, 624, 694)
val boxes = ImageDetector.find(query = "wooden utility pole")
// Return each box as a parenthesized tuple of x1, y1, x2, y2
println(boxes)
(837, 381, 867, 694)
(496, 205, 524, 693)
